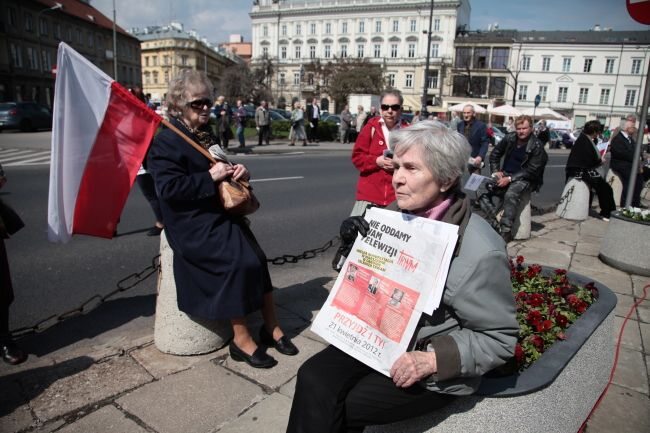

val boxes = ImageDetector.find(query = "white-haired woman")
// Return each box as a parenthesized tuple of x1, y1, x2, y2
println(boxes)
(147, 70, 298, 369)
(287, 121, 518, 433)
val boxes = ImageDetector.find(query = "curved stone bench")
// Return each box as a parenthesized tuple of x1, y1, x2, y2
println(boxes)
(556, 178, 590, 221)
(599, 211, 650, 276)
(154, 231, 232, 355)
(606, 169, 623, 206)
(367, 273, 617, 433)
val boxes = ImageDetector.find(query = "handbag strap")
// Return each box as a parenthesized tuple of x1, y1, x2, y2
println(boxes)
(162, 118, 226, 165)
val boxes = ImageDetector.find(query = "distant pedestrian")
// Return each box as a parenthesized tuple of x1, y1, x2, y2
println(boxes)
(362, 105, 378, 127)
(355, 105, 367, 133)
(255, 100, 271, 146)
(289, 101, 307, 147)
(340, 105, 353, 144)
(306, 98, 321, 143)
(234, 99, 247, 148)
(610, 118, 643, 207)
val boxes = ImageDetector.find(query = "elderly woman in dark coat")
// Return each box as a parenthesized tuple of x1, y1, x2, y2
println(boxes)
(286, 121, 518, 433)
(147, 70, 297, 369)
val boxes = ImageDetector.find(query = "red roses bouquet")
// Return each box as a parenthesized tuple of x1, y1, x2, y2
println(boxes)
(510, 256, 599, 370)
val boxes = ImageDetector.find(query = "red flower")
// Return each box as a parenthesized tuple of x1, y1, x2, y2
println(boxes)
(529, 335, 544, 351)
(526, 309, 543, 323)
(515, 343, 525, 364)
(555, 313, 569, 328)
(554, 268, 567, 276)
(516, 255, 525, 264)
(526, 264, 542, 278)
(528, 293, 545, 307)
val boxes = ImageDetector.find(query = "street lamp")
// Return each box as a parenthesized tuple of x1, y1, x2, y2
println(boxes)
(36, 2, 63, 106)
(420, 0, 434, 118)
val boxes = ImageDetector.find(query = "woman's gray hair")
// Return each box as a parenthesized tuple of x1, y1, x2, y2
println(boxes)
(165, 70, 214, 116)
(391, 120, 471, 187)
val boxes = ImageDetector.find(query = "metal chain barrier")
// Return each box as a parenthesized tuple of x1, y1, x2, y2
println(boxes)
(10, 236, 340, 338)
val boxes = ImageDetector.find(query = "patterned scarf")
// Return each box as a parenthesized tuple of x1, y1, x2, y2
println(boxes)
(177, 117, 219, 150)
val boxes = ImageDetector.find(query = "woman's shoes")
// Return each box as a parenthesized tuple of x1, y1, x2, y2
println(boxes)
(1, 340, 27, 365)
(259, 327, 299, 356)
(229, 342, 277, 369)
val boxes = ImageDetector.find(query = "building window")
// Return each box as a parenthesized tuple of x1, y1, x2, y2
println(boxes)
(410, 19, 416, 32)
(373, 44, 381, 58)
(281, 46, 287, 59)
(430, 43, 439, 58)
(10, 43, 23, 68)
(521, 56, 531, 71)
(7, 7, 16, 27)
(281, 24, 287, 36)
(310, 45, 316, 58)
(310, 23, 316, 34)
(342, 21, 348, 33)
(491, 47, 509, 69)
(538, 85, 548, 101)
(263, 25, 268, 37)
(624, 89, 636, 106)
(295, 45, 301, 58)
(24, 12, 34, 32)
(631, 59, 642, 74)
(405, 73, 413, 88)
(296, 24, 301, 35)
(307, 73, 314, 85)
(76, 28, 82, 45)
(562, 57, 571, 72)
(407, 44, 415, 58)
(341, 44, 347, 57)
(474, 48, 489, 69)
(144, 72, 151, 84)
(87, 32, 94, 48)
(152, 56, 158, 66)
(181, 55, 188, 66)
(357, 44, 364, 58)
(163, 55, 169, 65)
(599, 88, 610, 105)
(262, 46, 269, 57)
(578, 87, 589, 104)
(540, 57, 550, 72)
(518, 84, 528, 100)
(54, 23, 61, 39)
(427, 70, 439, 88)
(27, 47, 39, 70)
(387, 73, 395, 87)
(324, 45, 331, 58)
(583, 58, 593, 73)
(605, 58, 615, 74)
(489, 77, 506, 97)
(455, 47, 472, 68)
(39, 17, 48, 35)
(153, 71, 159, 84)
(392, 20, 399, 32)
(434, 18, 440, 31)
(294, 72, 301, 85)
(279, 72, 285, 85)
(558, 86, 568, 103)
(164, 70, 169, 83)
(359, 20, 365, 33)
(325, 22, 331, 34)
(375, 20, 382, 32)
(390, 44, 398, 58)
(145, 56, 149, 66)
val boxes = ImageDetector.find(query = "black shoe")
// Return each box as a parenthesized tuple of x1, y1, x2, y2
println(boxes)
(259, 327, 299, 356)
(229, 342, 277, 368)
(1, 341, 27, 365)
(147, 226, 163, 236)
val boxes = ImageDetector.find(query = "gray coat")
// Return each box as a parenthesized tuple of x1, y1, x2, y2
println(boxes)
(413, 214, 518, 395)
(255, 107, 270, 127)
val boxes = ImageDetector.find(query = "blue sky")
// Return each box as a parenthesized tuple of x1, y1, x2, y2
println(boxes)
(91, 0, 648, 44)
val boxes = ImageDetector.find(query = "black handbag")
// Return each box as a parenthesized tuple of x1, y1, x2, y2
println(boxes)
(0, 198, 24, 238)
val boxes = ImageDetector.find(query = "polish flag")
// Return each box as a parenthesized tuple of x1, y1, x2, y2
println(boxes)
(48, 42, 161, 243)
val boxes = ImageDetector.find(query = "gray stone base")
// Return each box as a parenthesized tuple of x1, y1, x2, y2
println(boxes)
(599, 213, 650, 277)
(556, 178, 589, 221)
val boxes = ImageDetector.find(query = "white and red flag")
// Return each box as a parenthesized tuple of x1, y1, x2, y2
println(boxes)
(48, 42, 161, 242)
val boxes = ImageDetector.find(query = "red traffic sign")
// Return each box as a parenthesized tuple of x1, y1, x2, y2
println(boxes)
(627, 0, 650, 25)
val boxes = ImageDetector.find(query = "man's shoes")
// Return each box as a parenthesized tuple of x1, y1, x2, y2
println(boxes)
(259, 326, 299, 356)
(1, 341, 27, 365)
(598, 215, 610, 222)
(500, 229, 513, 243)
(147, 226, 163, 236)
(289, 143, 295, 146)
(229, 342, 277, 368)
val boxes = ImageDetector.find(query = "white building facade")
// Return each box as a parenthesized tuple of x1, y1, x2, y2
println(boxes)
(250, 0, 470, 111)
(508, 30, 650, 128)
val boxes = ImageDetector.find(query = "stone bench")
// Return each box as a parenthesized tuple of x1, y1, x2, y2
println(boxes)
(606, 169, 623, 206)
(154, 231, 232, 355)
(556, 178, 590, 221)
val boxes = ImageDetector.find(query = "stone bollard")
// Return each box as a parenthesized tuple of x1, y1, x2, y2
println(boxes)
(556, 178, 590, 221)
(606, 169, 623, 206)
(154, 231, 232, 355)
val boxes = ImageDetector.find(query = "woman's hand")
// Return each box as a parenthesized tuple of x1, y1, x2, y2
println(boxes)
(376, 155, 394, 172)
(231, 164, 250, 181)
(390, 351, 437, 388)
(209, 161, 234, 182)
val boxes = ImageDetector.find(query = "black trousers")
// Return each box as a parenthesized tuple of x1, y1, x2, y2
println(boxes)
(286, 346, 454, 433)
(0, 238, 13, 342)
(258, 124, 270, 146)
(136, 173, 163, 223)
(585, 175, 617, 217)
(478, 179, 531, 232)
(615, 169, 643, 207)
(309, 118, 319, 142)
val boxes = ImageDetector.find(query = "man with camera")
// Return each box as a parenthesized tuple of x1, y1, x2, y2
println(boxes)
(478, 115, 548, 243)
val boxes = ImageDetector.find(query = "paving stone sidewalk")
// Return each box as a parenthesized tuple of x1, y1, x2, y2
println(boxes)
(1, 211, 649, 433)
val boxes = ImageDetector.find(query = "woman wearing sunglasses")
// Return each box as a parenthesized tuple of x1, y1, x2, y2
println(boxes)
(147, 70, 298, 369)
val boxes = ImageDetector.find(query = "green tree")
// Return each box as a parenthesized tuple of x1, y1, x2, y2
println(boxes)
(326, 59, 385, 110)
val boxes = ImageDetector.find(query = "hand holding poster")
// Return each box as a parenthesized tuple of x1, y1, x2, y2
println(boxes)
(312, 208, 458, 376)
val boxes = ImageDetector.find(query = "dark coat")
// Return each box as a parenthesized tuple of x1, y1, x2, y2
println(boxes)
(566, 133, 601, 172)
(457, 119, 489, 160)
(610, 132, 637, 177)
(147, 120, 272, 320)
(489, 132, 548, 191)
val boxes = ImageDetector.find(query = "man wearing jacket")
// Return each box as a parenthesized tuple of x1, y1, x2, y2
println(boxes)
(255, 100, 271, 146)
(479, 115, 548, 242)
(610, 119, 643, 207)
(306, 98, 321, 143)
(457, 105, 489, 174)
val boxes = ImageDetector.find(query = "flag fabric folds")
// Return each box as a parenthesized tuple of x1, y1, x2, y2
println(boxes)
(48, 42, 161, 243)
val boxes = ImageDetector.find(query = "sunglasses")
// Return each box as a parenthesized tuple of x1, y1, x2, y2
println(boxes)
(187, 98, 212, 110)
(381, 104, 402, 111)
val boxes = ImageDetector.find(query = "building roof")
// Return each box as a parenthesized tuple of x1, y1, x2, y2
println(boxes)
(35, 0, 135, 39)
(515, 30, 650, 45)
(131, 24, 198, 42)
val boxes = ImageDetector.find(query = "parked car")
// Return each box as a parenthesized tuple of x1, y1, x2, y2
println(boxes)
(270, 108, 291, 120)
(269, 111, 289, 123)
(0, 102, 52, 132)
(401, 113, 414, 124)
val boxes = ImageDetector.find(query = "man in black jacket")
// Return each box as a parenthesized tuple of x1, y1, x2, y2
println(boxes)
(479, 115, 548, 242)
(565, 120, 616, 219)
(610, 119, 643, 207)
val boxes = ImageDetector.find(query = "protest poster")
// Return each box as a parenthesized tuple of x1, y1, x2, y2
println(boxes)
(311, 208, 458, 376)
